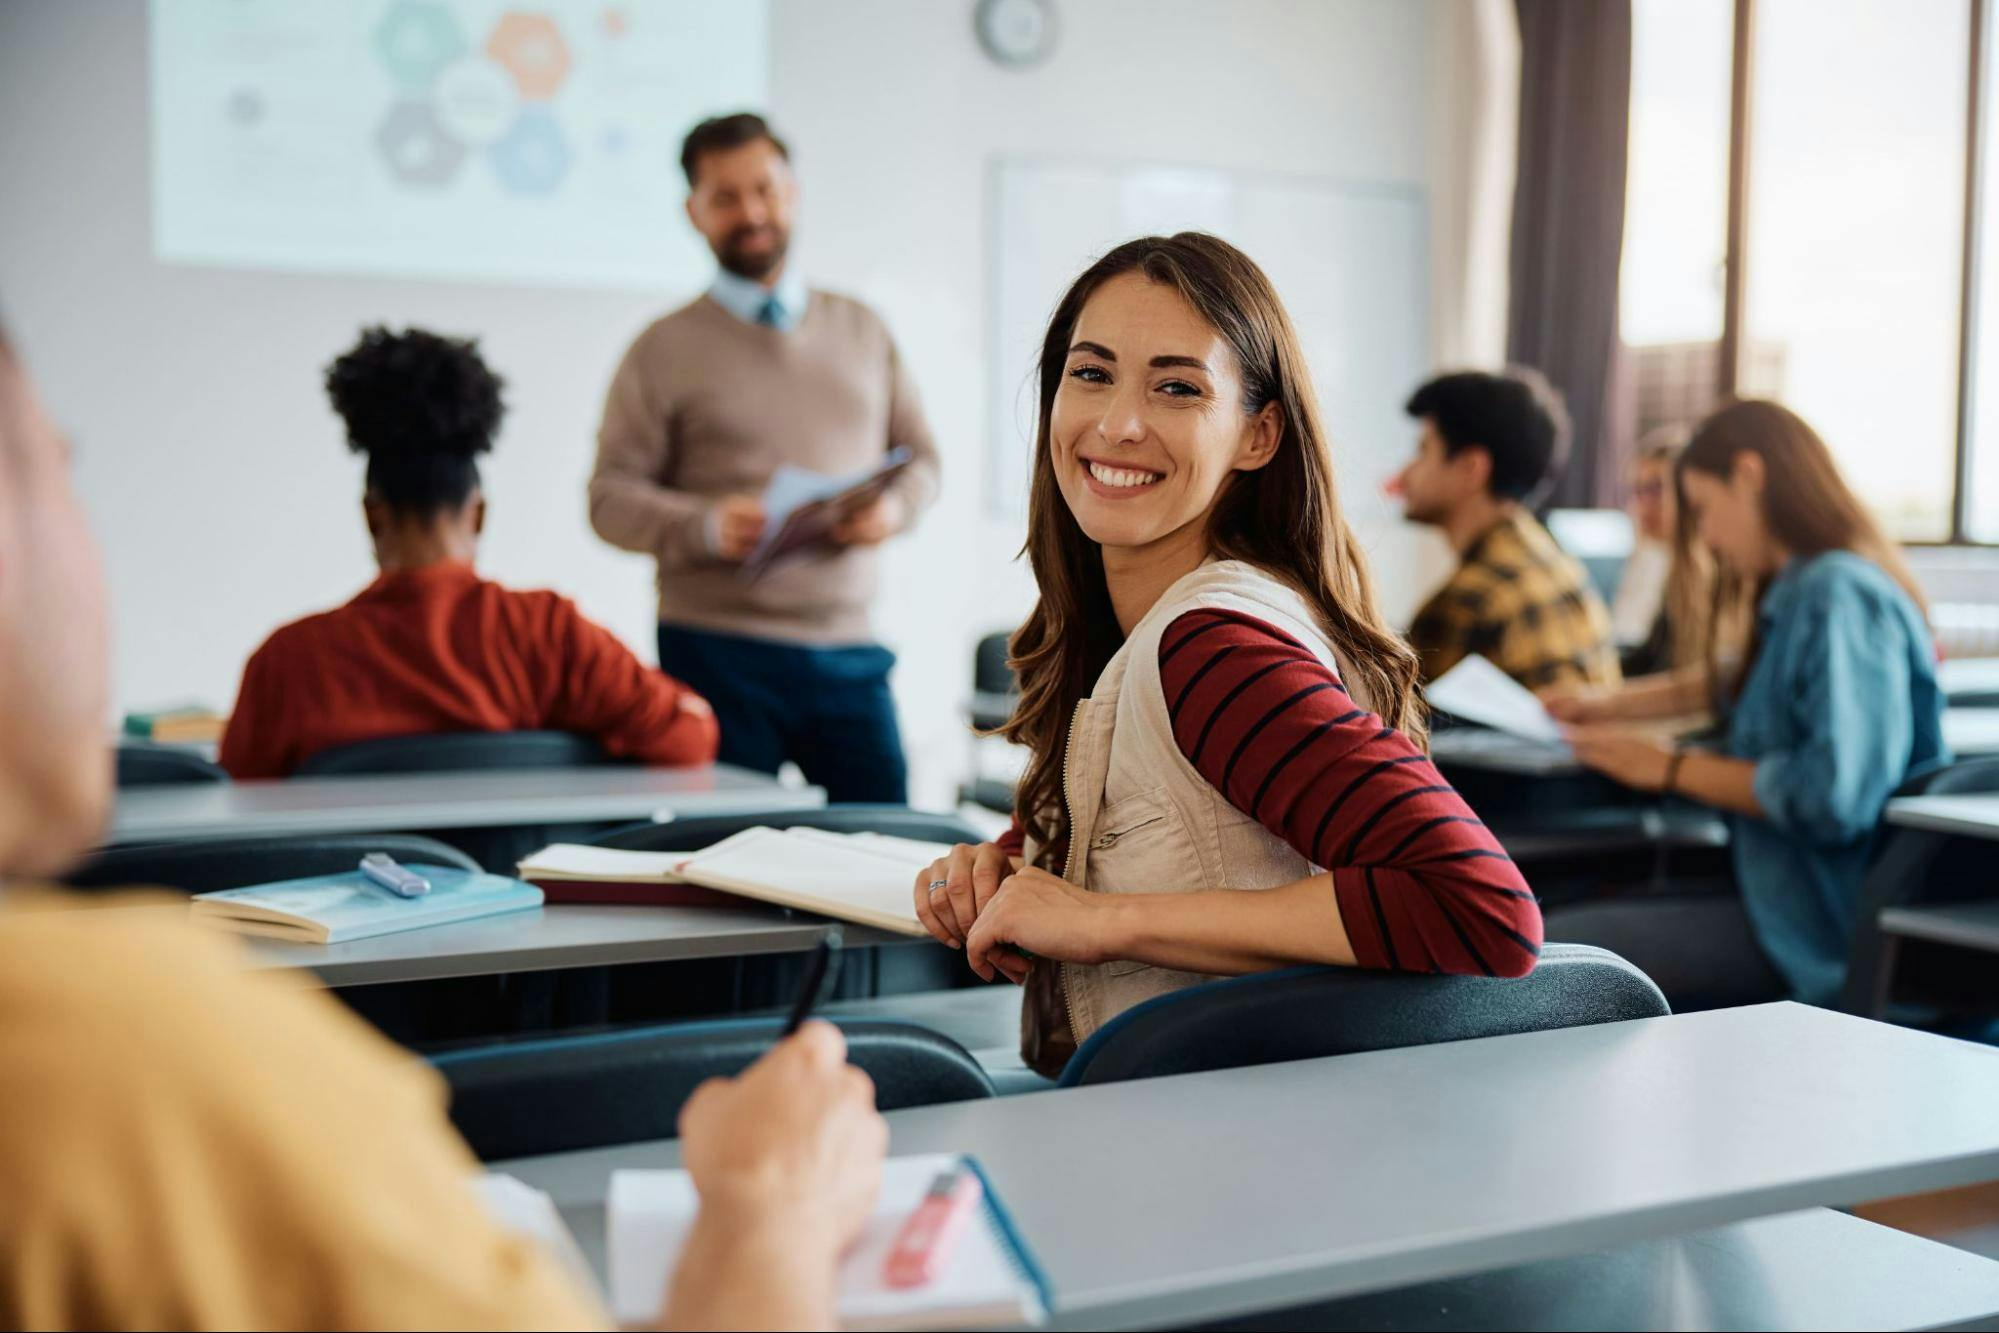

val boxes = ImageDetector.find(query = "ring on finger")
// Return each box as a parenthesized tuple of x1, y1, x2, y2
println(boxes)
(926, 879, 949, 893)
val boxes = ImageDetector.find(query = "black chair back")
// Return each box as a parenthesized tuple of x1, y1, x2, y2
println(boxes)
(116, 743, 229, 787)
(64, 833, 480, 895)
(1841, 755, 1999, 1016)
(1058, 943, 1667, 1088)
(594, 804, 986, 853)
(297, 730, 615, 776)
(296, 731, 625, 872)
(973, 631, 1014, 696)
(433, 1017, 995, 1160)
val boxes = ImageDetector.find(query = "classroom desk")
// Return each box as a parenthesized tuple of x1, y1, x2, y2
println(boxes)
(1428, 727, 1581, 776)
(240, 904, 899, 989)
(1428, 728, 1730, 870)
(106, 764, 821, 846)
(1886, 792, 1999, 840)
(498, 1003, 1999, 1330)
(1942, 655, 1999, 706)
(1947, 707, 1999, 757)
(1877, 900, 1999, 956)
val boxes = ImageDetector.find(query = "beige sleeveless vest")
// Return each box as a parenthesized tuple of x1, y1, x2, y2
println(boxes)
(1019, 560, 1373, 1077)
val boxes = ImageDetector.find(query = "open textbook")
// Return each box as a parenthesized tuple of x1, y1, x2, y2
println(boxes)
(519, 828, 956, 935)
(1424, 653, 1566, 745)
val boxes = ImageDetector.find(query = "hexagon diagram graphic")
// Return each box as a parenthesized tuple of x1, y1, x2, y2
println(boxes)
(486, 12, 572, 101)
(375, 101, 469, 187)
(488, 107, 571, 194)
(373, 1, 468, 94)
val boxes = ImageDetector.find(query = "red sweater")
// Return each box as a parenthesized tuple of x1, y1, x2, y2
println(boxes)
(219, 562, 719, 779)
(1001, 609, 1541, 977)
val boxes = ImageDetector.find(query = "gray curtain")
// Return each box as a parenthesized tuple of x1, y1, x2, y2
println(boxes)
(1508, 0, 1633, 509)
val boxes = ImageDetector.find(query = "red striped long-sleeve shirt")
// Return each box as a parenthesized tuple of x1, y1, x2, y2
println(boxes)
(1002, 609, 1540, 977)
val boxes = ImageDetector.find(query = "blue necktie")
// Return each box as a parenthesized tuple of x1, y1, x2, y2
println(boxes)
(756, 296, 784, 329)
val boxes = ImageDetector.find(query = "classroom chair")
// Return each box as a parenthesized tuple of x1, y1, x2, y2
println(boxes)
(295, 730, 617, 776)
(959, 631, 1020, 814)
(1056, 942, 1668, 1088)
(431, 1016, 995, 1161)
(298, 730, 622, 872)
(63, 832, 479, 895)
(114, 742, 230, 787)
(593, 803, 988, 853)
(593, 805, 990, 1011)
(1841, 755, 1999, 1021)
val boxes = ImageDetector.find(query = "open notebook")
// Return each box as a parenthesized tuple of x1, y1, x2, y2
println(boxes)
(609, 1153, 1050, 1329)
(190, 867, 543, 943)
(519, 828, 954, 935)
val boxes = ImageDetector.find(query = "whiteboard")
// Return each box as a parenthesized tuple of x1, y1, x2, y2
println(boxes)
(987, 158, 1430, 605)
(150, 0, 768, 290)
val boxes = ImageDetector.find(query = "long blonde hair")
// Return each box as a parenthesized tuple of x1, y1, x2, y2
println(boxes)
(1633, 428, 1711, 671)
(1000, 234, 1422, 864)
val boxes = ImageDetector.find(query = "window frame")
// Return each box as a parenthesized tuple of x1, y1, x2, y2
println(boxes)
(1713, 0, 1992, 546)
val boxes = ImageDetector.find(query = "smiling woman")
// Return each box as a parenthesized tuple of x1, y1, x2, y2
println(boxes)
(912, 234, 1544, 1078)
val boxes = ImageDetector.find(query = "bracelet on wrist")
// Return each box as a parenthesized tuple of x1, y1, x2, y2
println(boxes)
(1663, 746, 1688, 796)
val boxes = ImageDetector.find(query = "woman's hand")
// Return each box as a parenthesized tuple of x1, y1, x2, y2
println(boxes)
(964, 867, 1120, 984)
(1566, 725, 1675, 792)
(1540, 683, 1615, 724)
(912, 842, 1012, 948)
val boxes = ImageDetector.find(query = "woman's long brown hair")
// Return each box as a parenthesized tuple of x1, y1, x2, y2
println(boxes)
(999, 233, 1422, 866)
(1675, 399, 1926, 704)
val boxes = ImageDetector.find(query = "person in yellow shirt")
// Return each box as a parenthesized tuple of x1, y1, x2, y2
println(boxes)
(0, 320, 886, 1329)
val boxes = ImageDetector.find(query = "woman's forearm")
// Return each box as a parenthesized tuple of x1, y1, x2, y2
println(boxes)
(1608, 667, 1709, 721)
(1102, 875, 1358, 975)
(1672, 748, 1763, 817)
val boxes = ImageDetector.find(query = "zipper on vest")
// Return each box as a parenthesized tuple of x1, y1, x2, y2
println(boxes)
(1058, 697, 1086, 1047)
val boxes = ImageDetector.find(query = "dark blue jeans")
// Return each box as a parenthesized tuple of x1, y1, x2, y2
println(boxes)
(657, 624, 908, 805)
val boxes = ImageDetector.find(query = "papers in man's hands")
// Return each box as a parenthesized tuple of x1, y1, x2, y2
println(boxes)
(743, 447, 915, 577)
(609, 1154, 1049, 1329)
(1425, 654, 1566, 745)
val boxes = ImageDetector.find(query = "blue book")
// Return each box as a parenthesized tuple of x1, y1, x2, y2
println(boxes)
(191, 866, 543, 944)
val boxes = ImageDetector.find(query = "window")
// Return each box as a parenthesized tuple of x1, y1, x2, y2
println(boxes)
(1621, 0, 1735, 443)
(1742, 0, 1967, 542)
(1621, 0, 1999, 545)
(1967, 0, 1999, 540)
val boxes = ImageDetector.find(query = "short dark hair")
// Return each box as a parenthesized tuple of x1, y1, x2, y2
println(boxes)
(680, 112, 789, 187)
(1404, 368, 1571, 501)
(324, 326, 503, 515)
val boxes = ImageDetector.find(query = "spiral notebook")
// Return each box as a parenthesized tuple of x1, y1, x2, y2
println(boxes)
(608, 1153, 1051, 1329)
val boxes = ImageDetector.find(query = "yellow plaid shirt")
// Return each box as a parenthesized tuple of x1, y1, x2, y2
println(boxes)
(1409, 508, 1622, 690)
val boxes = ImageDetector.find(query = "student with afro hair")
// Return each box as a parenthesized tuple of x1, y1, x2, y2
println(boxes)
(219, 326, 718, 778)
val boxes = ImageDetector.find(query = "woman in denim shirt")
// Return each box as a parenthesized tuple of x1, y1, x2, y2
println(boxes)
(1540, 401, 1946, 1009)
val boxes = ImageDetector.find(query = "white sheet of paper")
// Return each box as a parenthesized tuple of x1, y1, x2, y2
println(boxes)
(474, 1174, 602, 1305)
(516, 843, 687, 881)
(1425, 653, 1565, 744)
(609, 1154, 1038, 1328)
(676, 827, 936, 933)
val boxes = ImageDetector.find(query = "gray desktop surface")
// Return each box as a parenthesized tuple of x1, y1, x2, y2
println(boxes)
(498, 1003, 1999, 1329)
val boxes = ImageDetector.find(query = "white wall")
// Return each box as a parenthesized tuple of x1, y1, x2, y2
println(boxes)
(0, 0, 1486, 807)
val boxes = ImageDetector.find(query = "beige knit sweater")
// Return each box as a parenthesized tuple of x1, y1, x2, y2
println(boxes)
(589, 291, 940, 645)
